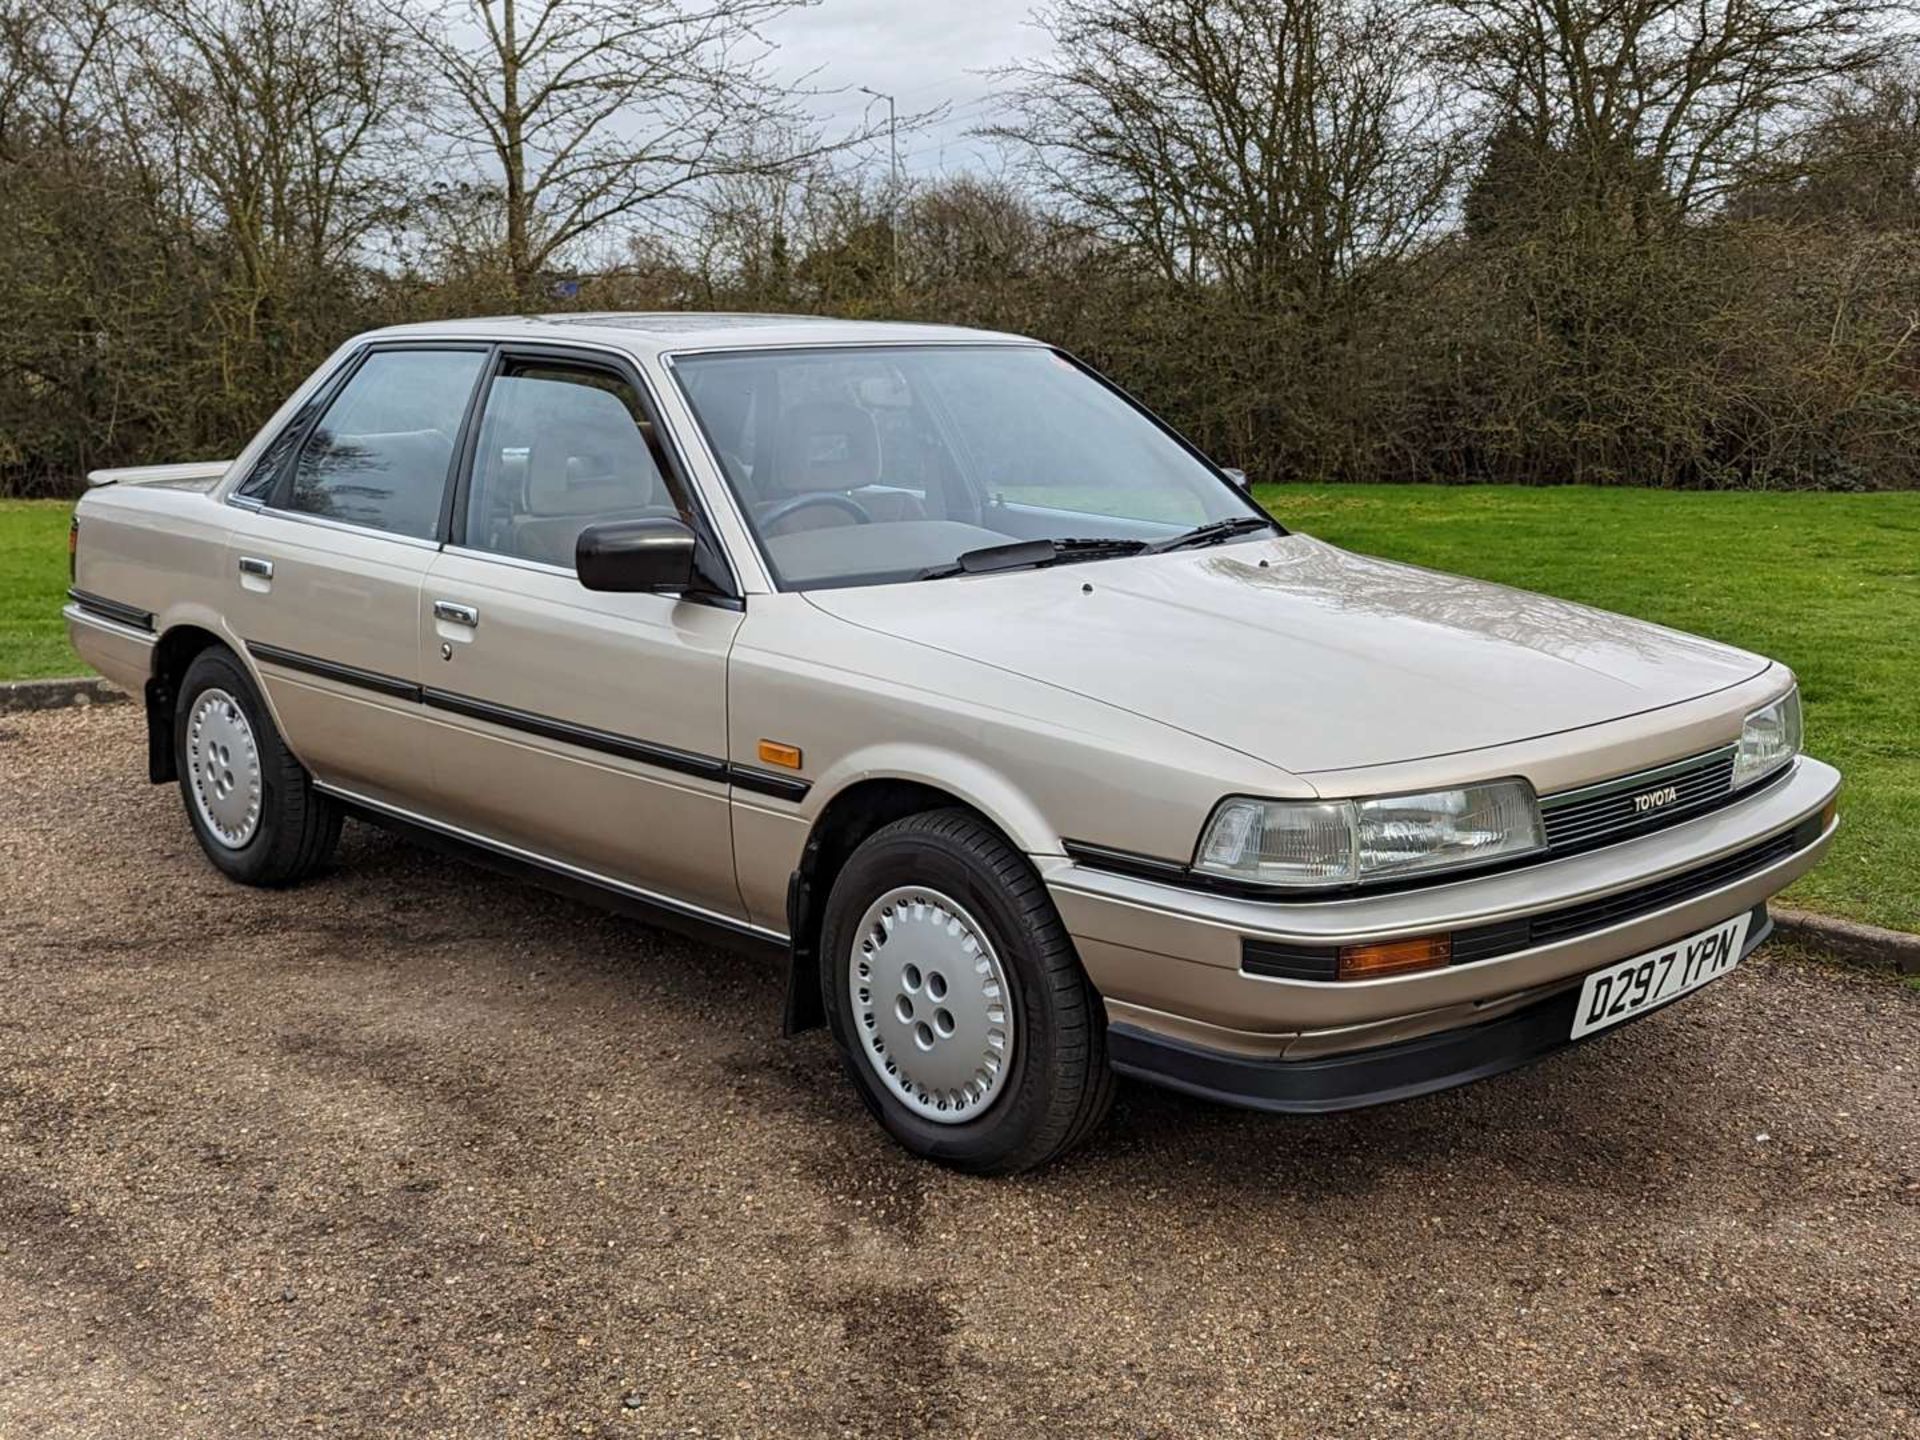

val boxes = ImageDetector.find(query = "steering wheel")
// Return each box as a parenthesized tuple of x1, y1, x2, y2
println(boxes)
(760, 491, 873, 532)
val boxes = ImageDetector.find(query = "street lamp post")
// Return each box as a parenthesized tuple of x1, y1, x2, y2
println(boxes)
(858, 85, 900, 293)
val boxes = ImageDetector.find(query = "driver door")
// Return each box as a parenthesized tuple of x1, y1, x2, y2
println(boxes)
(420, 348, 747, 921)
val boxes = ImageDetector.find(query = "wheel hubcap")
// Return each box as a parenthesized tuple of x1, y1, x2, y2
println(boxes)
(187, 688, 262, 849)
(848, 886, 1015, 1123)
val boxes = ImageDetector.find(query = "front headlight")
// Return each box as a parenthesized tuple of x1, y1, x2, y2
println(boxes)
(1195, 779, 1546, 889)
(1733, 687, 1801, 789)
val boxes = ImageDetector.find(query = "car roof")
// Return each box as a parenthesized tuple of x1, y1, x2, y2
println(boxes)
(356, 311, 1040, 357)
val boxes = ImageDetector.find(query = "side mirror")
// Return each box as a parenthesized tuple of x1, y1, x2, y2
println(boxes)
(576, 517, 696, 593)
(1221, 467, 1250, 490)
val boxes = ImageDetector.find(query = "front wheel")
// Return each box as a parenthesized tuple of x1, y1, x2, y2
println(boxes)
(174, 646, 341, 886)
(820, 809, 1114, 1173)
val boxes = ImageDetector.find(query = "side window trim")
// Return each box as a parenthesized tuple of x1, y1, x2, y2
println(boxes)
(259, 341, 495, 542)
(231, 346, 366, 505)
(446, 342, 741, 601)
(443, 344, 508, 546)
(262, 345, 374, 512)
(434, 342, 501, 544)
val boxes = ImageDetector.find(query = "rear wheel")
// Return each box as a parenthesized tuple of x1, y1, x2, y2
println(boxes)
(174, 647, 340, 886)
(820, 808, 1114, 1173)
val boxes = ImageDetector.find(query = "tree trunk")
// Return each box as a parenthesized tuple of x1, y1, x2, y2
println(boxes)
(500, 0, 531, 298)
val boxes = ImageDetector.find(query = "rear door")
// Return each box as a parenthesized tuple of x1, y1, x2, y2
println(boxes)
(225, 344, 489, 811)
(418, 346, 749, 921)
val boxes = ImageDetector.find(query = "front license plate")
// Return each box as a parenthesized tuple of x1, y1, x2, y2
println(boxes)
(1570, 912, 1751, 1040)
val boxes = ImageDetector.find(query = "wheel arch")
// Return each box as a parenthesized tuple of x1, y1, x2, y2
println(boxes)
(782, 775, 1045, 1035)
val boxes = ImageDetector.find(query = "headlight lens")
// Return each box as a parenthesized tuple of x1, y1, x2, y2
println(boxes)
(1195, 780, 1545, 888)
(1733, 688, 1801, 789)
(1198, 799, 1353, 885)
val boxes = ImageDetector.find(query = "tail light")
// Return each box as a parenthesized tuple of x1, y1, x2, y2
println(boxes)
(68, 514, 78, 583)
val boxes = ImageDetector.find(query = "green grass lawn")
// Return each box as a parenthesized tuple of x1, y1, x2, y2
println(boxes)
(0, 500, 78, 680)
(4, 487, 1915, 930)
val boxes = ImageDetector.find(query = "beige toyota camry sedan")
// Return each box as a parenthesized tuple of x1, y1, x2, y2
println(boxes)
(66, 313, 1840, 1172)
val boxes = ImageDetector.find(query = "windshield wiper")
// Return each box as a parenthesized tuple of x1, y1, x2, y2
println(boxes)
(1146, 515, 1276, 554)
(916, 536, 1148, 581)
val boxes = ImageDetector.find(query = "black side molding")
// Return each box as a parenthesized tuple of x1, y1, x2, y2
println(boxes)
(421, 687, 730, 782)
(247, 641, 422, 702)
(68, 588, 154, 633)
(242, 639, 812, 801)
(731, 767, 813, 802)
(1062, 838, 1189, 883)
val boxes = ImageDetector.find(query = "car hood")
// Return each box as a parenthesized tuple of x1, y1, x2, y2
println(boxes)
(803, 534, 1772, 777)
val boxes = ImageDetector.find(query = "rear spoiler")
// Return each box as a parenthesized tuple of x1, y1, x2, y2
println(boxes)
(85, 460, 232, 490)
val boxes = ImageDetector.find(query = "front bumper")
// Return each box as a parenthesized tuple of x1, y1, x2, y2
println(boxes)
(1045, 756, 1839, 1066)
(1107, 904, 1772, 1113)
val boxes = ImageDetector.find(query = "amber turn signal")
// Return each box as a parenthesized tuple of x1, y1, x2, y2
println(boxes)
(1336, 933, 1452, 981)
(757, 739, 803, 770)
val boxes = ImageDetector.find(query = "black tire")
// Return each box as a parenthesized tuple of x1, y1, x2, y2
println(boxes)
(819, 808, 1115, 1174)
(174, 646, 341, 886)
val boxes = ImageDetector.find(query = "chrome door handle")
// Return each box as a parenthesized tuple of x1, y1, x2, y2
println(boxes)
(238, 556, 273, 579)
(433, 600, 479, 628)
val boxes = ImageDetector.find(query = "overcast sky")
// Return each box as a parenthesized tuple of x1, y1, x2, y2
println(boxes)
(761, 0, 1057, 179)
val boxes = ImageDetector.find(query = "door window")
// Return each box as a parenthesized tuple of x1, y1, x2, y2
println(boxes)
(462, 361, 683, 569)
(284, 349, 486, 539)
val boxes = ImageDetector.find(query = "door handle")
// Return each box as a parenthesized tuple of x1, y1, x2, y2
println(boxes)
(433, 600, 479, 628)
(238, 556, 273, 579)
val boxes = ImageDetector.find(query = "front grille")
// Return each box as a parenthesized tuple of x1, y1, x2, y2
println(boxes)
(1240, 812, 1821, 980)
(1450, 815, 1815, 963)
(1539, 747, 1740, 856)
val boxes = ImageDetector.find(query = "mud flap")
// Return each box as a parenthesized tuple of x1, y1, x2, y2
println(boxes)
(145, 676, 176, 784)
(783, 864, 825, 1035)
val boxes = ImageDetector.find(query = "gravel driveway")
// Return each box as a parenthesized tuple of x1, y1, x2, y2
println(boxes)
(2, 705, 1916, 1439)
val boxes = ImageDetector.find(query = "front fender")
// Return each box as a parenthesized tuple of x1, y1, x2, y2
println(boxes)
(805, 740, 1062, 858)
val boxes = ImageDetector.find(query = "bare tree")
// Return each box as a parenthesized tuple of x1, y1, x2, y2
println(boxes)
(110, 0, 417, 268)
(907, 176, 1056, 288)
(0, 2, 59, 152)
(401, 0, 836, 299)
(990, 0, 1461, 304)
(85, 0, 418, 404)
(1731, 58, 1920, 227)
(0, 0, 123, 157)
(1433, 0, 1906, 224)
(677, 123, 829, 303)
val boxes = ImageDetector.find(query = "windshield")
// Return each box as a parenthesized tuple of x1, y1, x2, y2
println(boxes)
(672, 344, 1271, 590)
